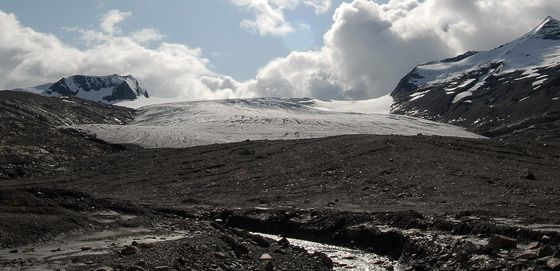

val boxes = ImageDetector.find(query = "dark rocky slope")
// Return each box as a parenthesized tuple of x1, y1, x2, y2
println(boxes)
(0, 90, 135, 179)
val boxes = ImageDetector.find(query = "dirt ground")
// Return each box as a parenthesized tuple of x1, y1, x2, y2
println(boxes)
(6, 135, 559, 223)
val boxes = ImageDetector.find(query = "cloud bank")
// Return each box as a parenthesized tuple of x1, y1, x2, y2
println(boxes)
(247, 0, 560, 100)
(1, 1, 560, 101)
(0, 9, 249, 100)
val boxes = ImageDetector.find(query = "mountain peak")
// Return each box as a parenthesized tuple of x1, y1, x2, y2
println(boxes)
(531, 16, 560, 40)
(43, 74, 149, 104)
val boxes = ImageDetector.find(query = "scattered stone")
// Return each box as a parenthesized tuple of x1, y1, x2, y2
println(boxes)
(259, 253, 273, 261)
(121, 245, 140, 256)
(488, 235, 517, 250)
(548, 258, 560, 271)
(80, 246, 92, 251)
(327, 202, 335, 207)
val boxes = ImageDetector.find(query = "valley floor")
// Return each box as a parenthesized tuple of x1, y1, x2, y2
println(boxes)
(2, 134, 560, 270)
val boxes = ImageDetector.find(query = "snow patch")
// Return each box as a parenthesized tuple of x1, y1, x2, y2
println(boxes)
(409, 90, 431, 101)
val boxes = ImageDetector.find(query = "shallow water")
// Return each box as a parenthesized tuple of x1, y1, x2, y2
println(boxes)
(255, 233, 400, 271)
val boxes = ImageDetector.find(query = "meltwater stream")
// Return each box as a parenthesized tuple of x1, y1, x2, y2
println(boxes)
(255, 233, 401, 271)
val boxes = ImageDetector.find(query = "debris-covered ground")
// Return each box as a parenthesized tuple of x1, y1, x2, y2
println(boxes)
(1, 91, 560, 270)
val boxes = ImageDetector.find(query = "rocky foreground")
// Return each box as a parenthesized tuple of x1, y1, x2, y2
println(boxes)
(1, 91, 560, 270)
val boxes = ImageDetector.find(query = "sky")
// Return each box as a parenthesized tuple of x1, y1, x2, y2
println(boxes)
(0, 0, 559, 100)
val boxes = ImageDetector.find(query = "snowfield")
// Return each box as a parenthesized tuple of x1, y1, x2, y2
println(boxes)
(69, 97, 483, 148)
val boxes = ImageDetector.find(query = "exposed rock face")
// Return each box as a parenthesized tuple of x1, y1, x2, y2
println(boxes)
(391, 17, 560, 141)
(44, 74, 149, 104)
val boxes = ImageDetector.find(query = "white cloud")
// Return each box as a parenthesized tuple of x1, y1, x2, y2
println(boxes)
(229, 0, 331, 36)
(130, 28, 164, 44)
(0, 10, 252, 100)
(246, 0, 560, 99)
(100, 9, 131, 34)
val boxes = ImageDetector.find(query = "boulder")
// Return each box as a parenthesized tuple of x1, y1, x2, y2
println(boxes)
(121, 245, 140, 256)
(488, 235, 517, 250)
(548, 258, 560, 271)
(259, 253, 273, 261)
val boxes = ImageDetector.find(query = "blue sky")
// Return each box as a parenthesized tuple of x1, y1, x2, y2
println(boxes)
(0, 0, 374, 81)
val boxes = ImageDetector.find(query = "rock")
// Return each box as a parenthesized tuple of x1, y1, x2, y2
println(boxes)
(327, 202, 335, 207)
(516, 250, 538, 260)
(80, 246, 92, 251)
(537, 246, 555, 257)
(8, 249, 17, 253)
(155, 266, 169, 271)
(526, 171, 537, 180)
(127, 266, 146, 271)
(95, 267, 114, 271)
(528, 242, 540, 249)
(233, 242, 250, 256)
(176, 257, 186, 266)
(136, 260, 148, 269)
(259, 253, 273, 261)
(548, 258, 560, 271)
(250, 235, 271, 248)
(277, 237, 290, 248)
(263, 261, 274, 271)
(172, 259, 185, 271)
(537, 256, 553, 264)
(121, 245, 140, 256)
(215, 252, 227, 258)
(488, 235, 517, 250)
(312, 252, 334, 269)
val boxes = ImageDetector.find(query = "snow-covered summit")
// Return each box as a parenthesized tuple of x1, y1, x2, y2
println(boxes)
(42, 74, 149, 104)
(391, 17, 560, 140)
(532, 16, 560, 40)
(398, 16, 560, 90)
